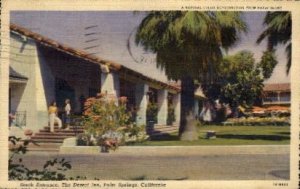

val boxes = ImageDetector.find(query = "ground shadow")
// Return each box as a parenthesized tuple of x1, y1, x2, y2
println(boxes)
(149, 134, 180, 141)
(130, 175, 147, 180)
(269, 170, 290, 180)
(217, 134, 290, 141)
(125, 134, 179, 145)
(157, 176, 188, 180)
(275, 132, 290, 135)
(130, 175, 188, 180)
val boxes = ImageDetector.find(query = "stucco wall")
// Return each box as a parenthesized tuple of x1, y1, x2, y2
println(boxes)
(10, 33, 53, 133)
(10, 32, 103, 136)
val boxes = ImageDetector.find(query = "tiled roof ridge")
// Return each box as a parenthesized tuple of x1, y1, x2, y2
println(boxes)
(10, 23, 180, 92)
(263, 83, 290, 91)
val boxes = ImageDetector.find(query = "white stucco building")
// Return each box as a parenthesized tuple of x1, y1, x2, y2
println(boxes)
(9, 24, 205, 137)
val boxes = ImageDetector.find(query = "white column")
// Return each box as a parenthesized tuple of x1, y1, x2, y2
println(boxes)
(277, 92, 281, 102)
(101, 72, 120, 98)
(172, 93, 181, 125)
(35, 53, 50, 131)
(135, 83, 149, 126)
(35, 47, 55, 131)
(157, 89, 168, 125)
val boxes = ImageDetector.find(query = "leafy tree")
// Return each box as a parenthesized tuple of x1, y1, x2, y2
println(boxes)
(8, 136, 78, 180)
(257, 11, 291, 74)
(135, 11, 246, 140)
(258, 50, 278, 79)
(203, 51, 264, 115)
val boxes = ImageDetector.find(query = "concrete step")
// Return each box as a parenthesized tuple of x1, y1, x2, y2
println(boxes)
(44, 126, 83, 129)
(27, 124, 84, 151)
(27, 148, 59, 152)
(39, 129, 84, 133)
(153, 126, 179, 132)
(30, 138, 65, 143)
(147, 125, 179, 132)
(31, 130, 79, 143)
(34, 132, 77, 137)
(31, 135, 72, 140)
(154, 124, 179, 127)
(27, 143, 61, 152)
(27, 142, 62, 147)
(153, 124, 178, 128)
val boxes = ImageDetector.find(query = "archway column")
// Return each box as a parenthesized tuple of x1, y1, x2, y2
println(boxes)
(135, 83, 149, 126)
(172, 93, 181, 125)
(157, 89, 168, 125)
(100, 65, 120, 98)
(277, 91, 281, 102)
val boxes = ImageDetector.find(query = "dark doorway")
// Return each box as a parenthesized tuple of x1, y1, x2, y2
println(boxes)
(55, 78, 76, 112)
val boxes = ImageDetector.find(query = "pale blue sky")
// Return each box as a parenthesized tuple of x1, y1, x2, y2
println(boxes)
(10, 11, 290, 84)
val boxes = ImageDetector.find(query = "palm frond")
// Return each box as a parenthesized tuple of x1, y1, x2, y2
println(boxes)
(135, 11, 247, 80)
(257, 11, 291, 74)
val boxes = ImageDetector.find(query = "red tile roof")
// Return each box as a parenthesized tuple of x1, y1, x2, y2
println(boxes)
(263, 83, 290, 92)
(10, 23, 180, 92)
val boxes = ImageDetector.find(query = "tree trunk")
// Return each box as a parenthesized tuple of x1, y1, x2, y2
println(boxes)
(179, 76, 198, 141)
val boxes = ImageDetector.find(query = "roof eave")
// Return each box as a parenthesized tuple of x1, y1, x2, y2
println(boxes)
(10, 23, 180, 92)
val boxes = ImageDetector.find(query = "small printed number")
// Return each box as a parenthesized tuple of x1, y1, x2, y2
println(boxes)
(273, 183, 288, 186)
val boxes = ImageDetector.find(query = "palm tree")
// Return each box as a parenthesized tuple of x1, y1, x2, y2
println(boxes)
(135, 11, 247, 140)
(257, 11, 291, 74)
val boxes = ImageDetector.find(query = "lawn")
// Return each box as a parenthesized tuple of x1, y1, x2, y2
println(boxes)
(128, 125, 290, 146)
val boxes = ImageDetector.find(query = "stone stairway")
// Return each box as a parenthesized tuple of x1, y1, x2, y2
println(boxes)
(28, 125, 83, 151)
(28, 124, 179, 151)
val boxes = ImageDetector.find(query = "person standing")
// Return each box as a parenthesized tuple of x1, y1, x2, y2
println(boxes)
(200, 101, 212, 124)
(48, 101, 62, 132)
(64, 99, 71, 130)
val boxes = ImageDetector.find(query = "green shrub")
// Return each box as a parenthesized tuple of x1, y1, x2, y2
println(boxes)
(8, 136, 80, 180)
(146, 102, 158, 123)
(82, 93, 149, 148)
(167, 105, 175, 125)
(83, 94, 132, 138)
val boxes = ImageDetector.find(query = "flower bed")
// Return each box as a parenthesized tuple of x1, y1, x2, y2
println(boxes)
(224, 116, 290, 126)
(78, 93, 149, 152)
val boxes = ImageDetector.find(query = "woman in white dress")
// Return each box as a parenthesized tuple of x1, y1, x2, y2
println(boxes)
(64, 99, 71, 130)
(48, 101, 62, 132)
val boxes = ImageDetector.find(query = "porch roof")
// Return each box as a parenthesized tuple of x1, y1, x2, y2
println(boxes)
(10, 23, 180, 92)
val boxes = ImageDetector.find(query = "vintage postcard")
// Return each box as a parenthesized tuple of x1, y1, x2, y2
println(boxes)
(0, 0, 299, 188)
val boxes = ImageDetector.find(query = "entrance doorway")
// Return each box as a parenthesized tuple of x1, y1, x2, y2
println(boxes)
(55, 78, 76, 113)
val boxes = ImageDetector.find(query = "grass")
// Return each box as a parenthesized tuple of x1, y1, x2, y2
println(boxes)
(128, 125, 290, 146)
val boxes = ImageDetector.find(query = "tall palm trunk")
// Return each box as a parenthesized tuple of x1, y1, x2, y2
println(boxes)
(179, 76, 198, 141)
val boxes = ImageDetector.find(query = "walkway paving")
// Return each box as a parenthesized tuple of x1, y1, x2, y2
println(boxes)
(15, 145, 290, 180)
(113, 145, 289, 156)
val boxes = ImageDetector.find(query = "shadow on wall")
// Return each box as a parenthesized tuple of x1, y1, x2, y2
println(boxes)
(10, 84, 26, 113)
(37, 45, 55, 107)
